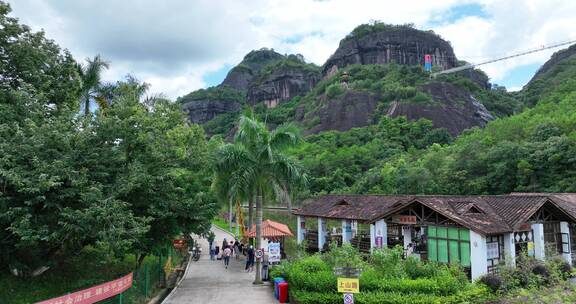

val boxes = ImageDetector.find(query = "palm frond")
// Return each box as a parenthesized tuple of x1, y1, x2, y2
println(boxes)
(270, 123, 303, 151)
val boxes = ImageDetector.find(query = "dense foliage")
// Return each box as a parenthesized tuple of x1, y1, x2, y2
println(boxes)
(0, 3, 216, 275)
(289, 117, 452, 196)
(177, 85, 245, 104)
(343, 22, 418, 42)
(271, 245, 493, 304)
(350, 79, 576, 195)
(254, 54, 320, 84)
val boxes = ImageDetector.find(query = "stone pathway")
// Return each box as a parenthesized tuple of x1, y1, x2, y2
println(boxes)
(163, 226, 276, 304)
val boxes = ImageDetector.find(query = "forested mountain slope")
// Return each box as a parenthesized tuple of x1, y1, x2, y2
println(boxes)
(290, 46, 576, 197)
(187, 23, 520, 139)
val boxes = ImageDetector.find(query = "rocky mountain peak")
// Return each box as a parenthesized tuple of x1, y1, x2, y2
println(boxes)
(221, 48, 285, 91)
(323, 23, 456, 75)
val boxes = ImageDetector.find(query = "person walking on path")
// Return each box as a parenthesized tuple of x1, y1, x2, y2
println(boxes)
(245, 245, 255, 272)
(234, 240, 240, 260)
(223, 246, 232, 269)
(209, 242, 216, 261)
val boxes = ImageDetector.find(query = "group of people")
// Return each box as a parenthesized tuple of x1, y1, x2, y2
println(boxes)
(209, 238, 255, 271)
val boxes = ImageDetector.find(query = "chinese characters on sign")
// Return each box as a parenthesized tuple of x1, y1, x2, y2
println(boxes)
(391, 215, 417, 225)
(36, 272, 133, 304)
(337, 278, 360, 293)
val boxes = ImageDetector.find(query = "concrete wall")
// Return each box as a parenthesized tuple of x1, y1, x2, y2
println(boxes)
(532, 223, 545, 260)
(503, 233, 516, 267)
(297, 216, 305, 244)
(318, 218, 327, 252)
(370, 220, 387, 250)
(560, 221, 572, 265)
(470, 230, 488, 280)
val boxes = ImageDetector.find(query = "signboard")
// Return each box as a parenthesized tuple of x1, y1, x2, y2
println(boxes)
(375, 236, 383, 248)
(527, 242, 535, 257)
(344, 293, 354, 304)
(424, 54, 432, 72)
(337, 278, 359, 293)
(391, 215, 417, 225)
(36, 272, 133, 304)
(486, 242, 500, 259)
(269, 242, 281, 263)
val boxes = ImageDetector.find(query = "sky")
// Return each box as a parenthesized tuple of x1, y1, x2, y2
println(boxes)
(7, 0, 576, 99)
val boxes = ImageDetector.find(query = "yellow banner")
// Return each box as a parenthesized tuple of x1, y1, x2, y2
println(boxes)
(337, 278, 359, 293)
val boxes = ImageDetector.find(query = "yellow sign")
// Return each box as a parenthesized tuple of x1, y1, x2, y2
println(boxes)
(337, 278, 360, 293)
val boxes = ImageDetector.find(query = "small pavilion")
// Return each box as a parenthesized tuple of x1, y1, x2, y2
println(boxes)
(246, 219, 294, 258)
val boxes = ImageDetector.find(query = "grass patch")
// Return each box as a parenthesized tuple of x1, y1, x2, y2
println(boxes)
(213, 217, 238, 236)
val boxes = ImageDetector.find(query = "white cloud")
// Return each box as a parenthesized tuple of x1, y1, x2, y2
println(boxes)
(7, 0, 576, 97)
(434, 0, 576, 84)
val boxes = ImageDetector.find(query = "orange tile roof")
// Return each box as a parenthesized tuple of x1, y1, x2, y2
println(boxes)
(246, 219, 294, 238)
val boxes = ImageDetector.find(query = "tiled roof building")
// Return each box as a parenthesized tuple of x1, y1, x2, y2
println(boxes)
(293, 193, 576, 280)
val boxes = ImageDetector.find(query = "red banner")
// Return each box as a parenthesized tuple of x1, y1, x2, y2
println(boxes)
(36, 272, 133, 304)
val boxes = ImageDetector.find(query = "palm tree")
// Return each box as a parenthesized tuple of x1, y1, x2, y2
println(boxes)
(213, 112, 307, 284)
(80, 55, 109, 115)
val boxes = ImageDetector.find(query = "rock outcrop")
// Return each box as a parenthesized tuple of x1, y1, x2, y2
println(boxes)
(181, 98, 241, 124)
(301, 82, 494, 136)
(247, 65, 320, 108)
(388, 82, 494, 136)
(298, 91, 379, 134)
(221, 49, 285, 91)
(323, 25, 456, 75)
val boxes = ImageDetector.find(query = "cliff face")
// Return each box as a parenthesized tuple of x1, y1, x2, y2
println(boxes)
(221, 49, 285, 91)
(181, 98, 241, 124)
(247, 67, 320, 107)
(323, 26, 456, 75)
(298, 91, 379, 134)
(301, 82, 493, 136)
(388, 82, 494, 136)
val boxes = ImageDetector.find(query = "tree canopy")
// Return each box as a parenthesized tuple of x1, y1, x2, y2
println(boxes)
(0, 2, 216, 275)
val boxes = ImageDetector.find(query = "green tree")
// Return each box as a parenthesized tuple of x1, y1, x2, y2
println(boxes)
(214, 112, 307, 283)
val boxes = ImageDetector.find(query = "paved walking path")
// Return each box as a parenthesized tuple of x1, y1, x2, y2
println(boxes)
(163, 225, 276, 304)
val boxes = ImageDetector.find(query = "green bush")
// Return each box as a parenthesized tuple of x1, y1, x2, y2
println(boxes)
(289, 270, 337, 293)
(355, 291, 444, 304)
(370, 246, 405, 278)
(325, 83, 345, 99)
(294, 255, 332, 273)
(290, 291, 341, 304)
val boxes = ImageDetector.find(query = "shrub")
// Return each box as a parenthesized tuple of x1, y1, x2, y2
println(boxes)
(289, 270, 336, 293)
(478, 273, 503, 292)
(290, 291, 341, 304)
(532, 263, 550, 278)
(355, 291, 443, 304)
(370, 246, 405, 278)
(294, 255, 331, 273)
(322, 242, 367, 270)
(325, 83, 345, 99)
